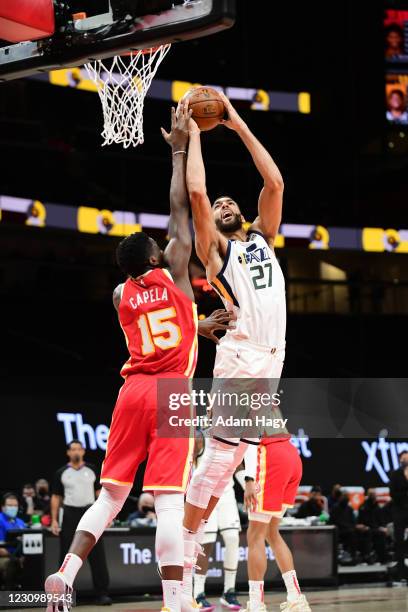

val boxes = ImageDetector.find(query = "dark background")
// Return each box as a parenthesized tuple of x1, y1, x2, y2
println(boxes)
(1, 0, 408, 495)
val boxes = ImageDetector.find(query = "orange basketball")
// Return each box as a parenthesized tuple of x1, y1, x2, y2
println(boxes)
(183, 86, 225, 131)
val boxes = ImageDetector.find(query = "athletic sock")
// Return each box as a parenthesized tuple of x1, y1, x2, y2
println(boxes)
(224, 569, 237, 593)
(182, 528, 196, 599)
(282, 570, 301, 603)
(248, 580, 264, 609)
(58, 553, 83, 587)
(162, 579, 182, 612)
(193, 573, 207, 599)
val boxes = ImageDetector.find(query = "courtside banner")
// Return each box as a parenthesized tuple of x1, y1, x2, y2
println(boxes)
(157, 377, 408, 439)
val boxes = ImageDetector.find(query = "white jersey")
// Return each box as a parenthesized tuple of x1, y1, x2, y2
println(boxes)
(210, 230, 286, 349)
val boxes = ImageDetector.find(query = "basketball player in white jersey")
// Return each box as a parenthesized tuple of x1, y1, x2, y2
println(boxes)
(193, 431, 243, 611)
(181, 93, 287, 604)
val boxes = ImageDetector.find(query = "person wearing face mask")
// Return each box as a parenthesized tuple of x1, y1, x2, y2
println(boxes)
(34, 479, 51, 516)
(389, 451, 408, 582)
(0, 493, 25, 588)
(51, 440, 111, 605)
(127, 492, 157, 526)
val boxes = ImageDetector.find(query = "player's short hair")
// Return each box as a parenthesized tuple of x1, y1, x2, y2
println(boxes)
(212, 196, 241, 213)
(116, 232, 154, 278)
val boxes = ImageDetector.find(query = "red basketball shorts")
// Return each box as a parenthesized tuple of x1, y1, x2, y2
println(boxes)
(100, 372, 194, 491)
(249, 437, 303, 522)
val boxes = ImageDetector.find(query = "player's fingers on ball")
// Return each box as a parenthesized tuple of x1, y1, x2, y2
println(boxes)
(219, 91, 232, 106)
(171, 106, 177, 124)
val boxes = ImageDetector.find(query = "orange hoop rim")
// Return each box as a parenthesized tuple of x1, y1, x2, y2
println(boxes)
(121, 44, 171, 57)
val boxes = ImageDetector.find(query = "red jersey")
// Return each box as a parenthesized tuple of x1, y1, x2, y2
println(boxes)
(118, 268, 198, 378)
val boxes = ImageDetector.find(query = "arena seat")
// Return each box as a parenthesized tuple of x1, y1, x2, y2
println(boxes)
(0, 0, 55, 43)
(341, 486, 365, 510)
(373, 486, 391, 507)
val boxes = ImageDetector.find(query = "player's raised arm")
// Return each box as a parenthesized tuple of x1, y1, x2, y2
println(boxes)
(186, 119, 224, 278)
(220, 93, 284, 244)
(161, 104, 193, 296)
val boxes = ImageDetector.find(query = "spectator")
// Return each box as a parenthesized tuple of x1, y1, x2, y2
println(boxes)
(34, 479, 51, 517)
(20, 483, 36, 523)
(0, 493, 25, 588)
(385, 23, 404, 58)
(386, 89, 408, 124)
(128, 493, 157, 526)
(389, 451, 408, 581)
(51, 440, 111, 605)
(357, 489, 388, 564)
(296, 486, 325, 518)
(330, 492, 372, 564)
(328, 483, 342, 511)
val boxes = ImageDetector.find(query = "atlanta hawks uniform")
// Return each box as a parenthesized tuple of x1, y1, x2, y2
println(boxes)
(249, 437, 302, 522)
(210, 230, 286, 380)
(101, 267, 198, 491)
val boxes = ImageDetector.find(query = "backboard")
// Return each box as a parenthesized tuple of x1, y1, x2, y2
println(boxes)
(0, 0, 235, 81)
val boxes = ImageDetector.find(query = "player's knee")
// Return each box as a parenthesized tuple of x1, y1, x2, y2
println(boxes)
(222, 529, 239, 548)
(154, 492, 184, 566)
(247, 522, 267, 546)
(99, 482, 130, 518)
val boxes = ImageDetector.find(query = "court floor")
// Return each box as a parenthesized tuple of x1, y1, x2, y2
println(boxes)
(17, 586, 408, 612)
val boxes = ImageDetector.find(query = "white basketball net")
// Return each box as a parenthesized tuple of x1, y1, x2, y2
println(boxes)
(85, 44, 171, 148)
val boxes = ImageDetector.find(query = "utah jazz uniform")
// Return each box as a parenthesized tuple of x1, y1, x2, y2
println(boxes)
(101, 268, 197, 491)
(210, 230, 286, 380)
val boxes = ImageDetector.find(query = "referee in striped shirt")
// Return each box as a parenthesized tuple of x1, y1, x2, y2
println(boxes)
(51, 440, 111, 605)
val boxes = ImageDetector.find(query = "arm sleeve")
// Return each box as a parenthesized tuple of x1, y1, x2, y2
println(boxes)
(244, 444, 258, 480)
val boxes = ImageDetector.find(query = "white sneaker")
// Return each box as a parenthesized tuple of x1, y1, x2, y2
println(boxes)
(181, 593, 201, 612)
(44, 573, 73, 612)
(280, 595, 311, 611)
(243, 603, 268, 612)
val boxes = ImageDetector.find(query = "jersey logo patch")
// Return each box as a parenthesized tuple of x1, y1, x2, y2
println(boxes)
(238, 245, 270, 265)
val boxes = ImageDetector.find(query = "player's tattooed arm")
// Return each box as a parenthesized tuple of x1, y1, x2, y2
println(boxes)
(112, 284, 124, 312)
(219, 92, 284, 245)
(186, 118, 226, 278)
(197, 308, 236, 344)
(161, 103, 193, 298)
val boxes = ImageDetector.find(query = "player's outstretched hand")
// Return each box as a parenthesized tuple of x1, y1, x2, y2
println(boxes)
(244, 480, 258, 513)
(197, 308, 236, 344)
(161, 103, 192, 150)
(219, 92, 246, 132)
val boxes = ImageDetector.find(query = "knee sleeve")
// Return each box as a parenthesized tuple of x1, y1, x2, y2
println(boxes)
(155, 492, 184, 567)
(76, 482, 130, 542)
(186, 439, 240, 509)
(212, 441, 249, 499)
(221, 529, 240, 570)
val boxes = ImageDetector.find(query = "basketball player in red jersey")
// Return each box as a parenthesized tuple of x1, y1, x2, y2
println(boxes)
(45, 103, 234, 612)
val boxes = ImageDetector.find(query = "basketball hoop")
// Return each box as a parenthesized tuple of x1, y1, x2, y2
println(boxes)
(84, 44, 171, 148)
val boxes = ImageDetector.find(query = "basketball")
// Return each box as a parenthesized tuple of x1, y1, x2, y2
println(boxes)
(183, 86, 225, 131)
